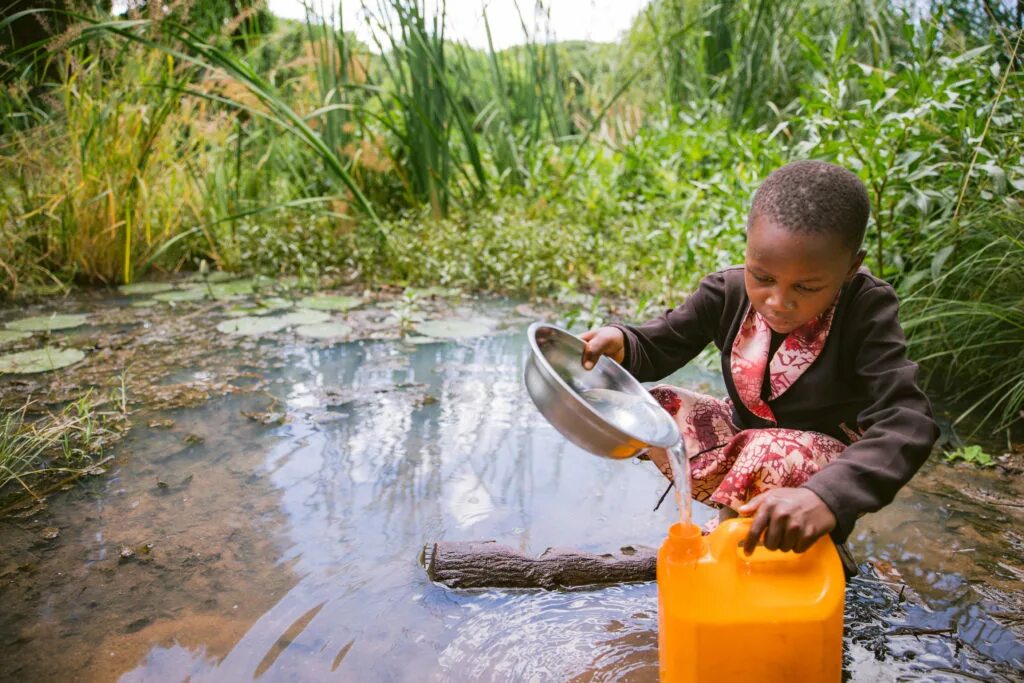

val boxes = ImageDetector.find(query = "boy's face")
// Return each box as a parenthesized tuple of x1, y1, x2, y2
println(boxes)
(744, 214, 864, 334)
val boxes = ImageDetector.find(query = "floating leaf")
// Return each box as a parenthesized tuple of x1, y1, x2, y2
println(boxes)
(154, 288, 206, 302)
(226, 306, 260, 318)
(413, 318, 497, 339)
(210, 279, 255, 298)
(130, 299, 157, 308)
(277, 309, 331, 326)
(215, 316, 289, 336)
(294, 322, 353, 339)
(118, 282, 175, 295)
(0, 347, 86, 374)
(185, 271, 236, 283)
(405, 286, 461, 298)
(6, 314, 89, 332)
(0, 330, 31, 345)
(299, 295, 362, 312)
(227, 298, 293, 317)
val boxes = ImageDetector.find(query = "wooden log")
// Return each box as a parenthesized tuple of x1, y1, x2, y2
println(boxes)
(422, 540, 657, 590)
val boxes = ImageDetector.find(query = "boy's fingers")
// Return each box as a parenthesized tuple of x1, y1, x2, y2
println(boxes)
(581, 342, 599, 369)
(762, 517, 785, 551)
(737, 493, 764, 516)
(793, 533, 816, 554)
(780, 525, 802, 553)
(743, 507, 768, 555)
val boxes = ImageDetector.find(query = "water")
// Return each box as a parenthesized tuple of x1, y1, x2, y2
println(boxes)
(665, 442, 692, 528)
(0, 314, 1022, 680)
(577, 387, 691, 526)
(577, 388, 677, 446)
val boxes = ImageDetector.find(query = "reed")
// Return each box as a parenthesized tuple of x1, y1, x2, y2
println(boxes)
(902, 216, 1024, 431)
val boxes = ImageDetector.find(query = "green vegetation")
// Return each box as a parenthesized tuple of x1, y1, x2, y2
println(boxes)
(0, 1, 1022, 431)
(944, 444, 997, 468)
(0, 396, 122, 500)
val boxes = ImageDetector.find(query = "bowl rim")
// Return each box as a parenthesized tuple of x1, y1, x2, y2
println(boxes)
(526, 322, 680, 449)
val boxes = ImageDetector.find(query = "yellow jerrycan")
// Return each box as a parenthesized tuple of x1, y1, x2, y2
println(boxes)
(657, 517, 845, 682)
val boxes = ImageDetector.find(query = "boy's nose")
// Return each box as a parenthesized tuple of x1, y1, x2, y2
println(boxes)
(766, 292, 797, 312)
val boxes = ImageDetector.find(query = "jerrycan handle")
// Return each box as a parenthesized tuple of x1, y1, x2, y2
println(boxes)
(709, 517, 828, 568)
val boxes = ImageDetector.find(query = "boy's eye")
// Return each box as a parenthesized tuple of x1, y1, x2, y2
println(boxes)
(796, 284, 824, 293)
(754, 274, 773, 283)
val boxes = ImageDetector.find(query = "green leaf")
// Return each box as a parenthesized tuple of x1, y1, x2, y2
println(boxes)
(276, 310, 331, 326)
(6, 314, 89, 332)
(215, 317, 289, 336)
(944, 445, 995, 468)
(299, 295, 362, 312)
(0, 330, 32, 345)
(413, 317, 497, 339)
(118, 282, 176, 295)
(931, 245, 955, 280)
(0, 347, 86, 374)
(154, 288, 206, 302)
(294, 322, 353, 339)
(209, 279, 256, 298)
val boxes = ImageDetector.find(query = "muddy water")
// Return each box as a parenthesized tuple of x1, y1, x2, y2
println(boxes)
(1, 325, 1022, 681)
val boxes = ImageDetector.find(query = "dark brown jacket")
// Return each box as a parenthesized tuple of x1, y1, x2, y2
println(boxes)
(612, 266, 938, 542)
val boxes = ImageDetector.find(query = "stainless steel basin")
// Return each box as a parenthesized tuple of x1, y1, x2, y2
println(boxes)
(524, 323, 680, 459)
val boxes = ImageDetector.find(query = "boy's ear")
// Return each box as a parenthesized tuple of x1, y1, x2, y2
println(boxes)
(845, 249, 867, 280)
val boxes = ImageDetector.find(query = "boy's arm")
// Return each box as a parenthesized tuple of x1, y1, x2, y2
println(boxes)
(609, 272, 725, 382)
(800, 282, 939, 543)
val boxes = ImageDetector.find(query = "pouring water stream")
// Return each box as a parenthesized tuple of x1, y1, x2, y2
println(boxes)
(578, 388, 692, 527)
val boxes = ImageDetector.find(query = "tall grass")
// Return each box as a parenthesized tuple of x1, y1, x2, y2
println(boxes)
(364, 1, 487, 216)
(902, 216, 1024, 430)
(0, 397, 116, 498)
(0, 37, 207, 286)
(632, 0, 903, 124)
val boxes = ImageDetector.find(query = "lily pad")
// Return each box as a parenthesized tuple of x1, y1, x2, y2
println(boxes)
(118, 282, 175, 296)
(0, 347, 86, 374)
(215, 317, 289, 336)
(413, 318, 497, 340)
(154, 288, 206, 302)
(0, 330, 31, 345)
(294, 322, 353, 339)
(299, 295, 362, 312)
(225, 306, 261, 318)
(277, 309, 331, 326)
(6, 314, 89, 333)
(225, 297, 293, 317)
(405, 286, 461, 298)
(210, 279, 255, 298)
(185, 271, 236, 283)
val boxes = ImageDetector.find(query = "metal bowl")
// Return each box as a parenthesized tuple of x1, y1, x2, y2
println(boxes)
(524, 322, 680, 459)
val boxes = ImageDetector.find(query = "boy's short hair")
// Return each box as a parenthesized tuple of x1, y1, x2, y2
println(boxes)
(749, 160, 870, 252)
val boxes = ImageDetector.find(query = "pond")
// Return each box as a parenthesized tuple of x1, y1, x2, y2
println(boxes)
(0, 294, 1022, 681)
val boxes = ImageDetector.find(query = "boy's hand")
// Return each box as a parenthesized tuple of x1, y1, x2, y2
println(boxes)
(737, 488, 836, 555)
(579, 327, 626, 369)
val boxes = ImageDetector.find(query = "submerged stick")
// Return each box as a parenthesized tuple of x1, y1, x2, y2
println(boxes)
(422, 540, 656, 590)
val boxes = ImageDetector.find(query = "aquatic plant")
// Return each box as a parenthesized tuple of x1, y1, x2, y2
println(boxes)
(0, 396, 119, 499)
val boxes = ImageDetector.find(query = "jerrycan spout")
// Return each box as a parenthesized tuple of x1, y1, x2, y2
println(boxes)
(665, 522, 703, 561)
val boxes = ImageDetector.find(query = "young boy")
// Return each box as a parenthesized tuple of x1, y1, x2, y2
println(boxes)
(580, 160, 939, 557)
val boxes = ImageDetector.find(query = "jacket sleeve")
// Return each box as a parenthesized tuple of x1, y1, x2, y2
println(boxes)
(801, 282, 939, 543)
(609, 272, 725, 383)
